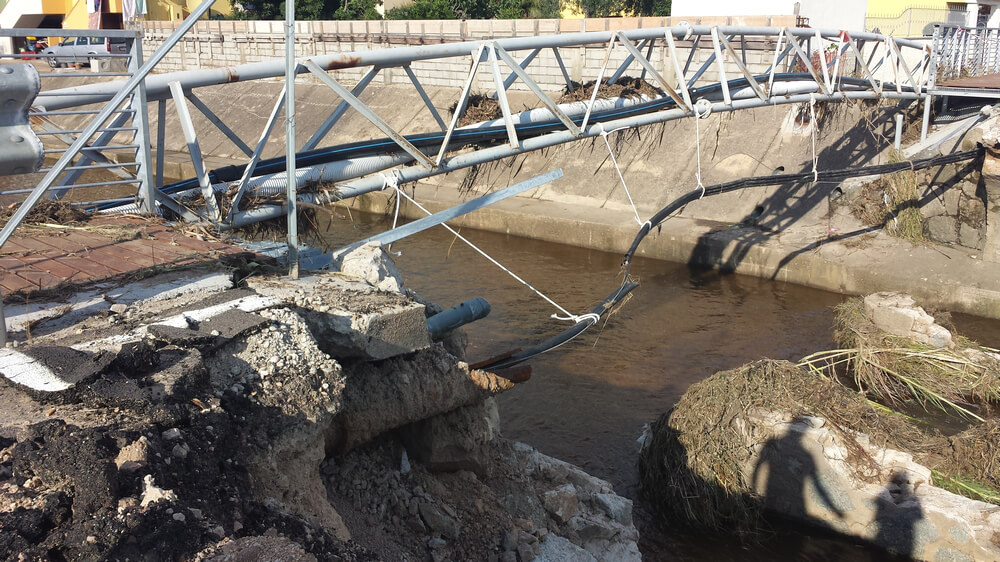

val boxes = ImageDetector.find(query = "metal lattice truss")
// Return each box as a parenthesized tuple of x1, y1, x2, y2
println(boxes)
(5, 19, 936, 238)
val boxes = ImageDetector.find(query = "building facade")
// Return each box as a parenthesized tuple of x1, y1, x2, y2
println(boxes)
(0, 0, 231, 54)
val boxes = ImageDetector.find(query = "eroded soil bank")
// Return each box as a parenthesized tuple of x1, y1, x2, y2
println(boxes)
(0, 247, 639, 561)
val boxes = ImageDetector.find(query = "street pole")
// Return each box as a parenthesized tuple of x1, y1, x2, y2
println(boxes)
(285, 0, 299, 279)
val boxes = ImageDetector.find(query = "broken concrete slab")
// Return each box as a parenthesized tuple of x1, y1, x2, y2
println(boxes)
(248, 273, 430, 361)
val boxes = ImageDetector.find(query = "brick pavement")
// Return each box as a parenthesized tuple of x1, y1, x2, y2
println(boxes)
(0, 216, 244, 297)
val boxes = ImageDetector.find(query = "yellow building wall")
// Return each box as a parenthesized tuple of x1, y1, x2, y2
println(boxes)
(146, 0, 230, 20)
(865, 0, 950, 15)
(60, 0, 89, 30)
(187, 0, 231, 17)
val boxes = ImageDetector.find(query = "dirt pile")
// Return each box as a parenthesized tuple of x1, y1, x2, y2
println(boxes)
(639, 293, 1000, 560)
(0, 250, 640, 560)
(638, 359, 918, 535)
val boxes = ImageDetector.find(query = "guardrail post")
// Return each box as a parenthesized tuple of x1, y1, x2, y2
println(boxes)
(923, 25, 939, 142)
(130, 32, 156, 215)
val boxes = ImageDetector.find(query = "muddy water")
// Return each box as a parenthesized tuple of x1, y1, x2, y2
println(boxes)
(315, 212, 932, 560)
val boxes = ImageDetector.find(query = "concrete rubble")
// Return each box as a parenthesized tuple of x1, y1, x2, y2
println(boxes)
(0, 246, 640, 560)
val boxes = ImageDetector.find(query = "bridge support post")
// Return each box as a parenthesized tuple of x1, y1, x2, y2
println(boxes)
(130, 36, 156, 215)
(921, 95, 932, 143)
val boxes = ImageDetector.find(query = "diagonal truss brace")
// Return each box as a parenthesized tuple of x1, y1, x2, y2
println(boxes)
(488, 46, 519, 148)
(610, 38, 650, 84)
(714, 33, 767, 101)
(226, 87, 287, 223)
(664, 32, 693, 111)
(304, 65, 382, 151)
(887, 37, 922, 95)
(766, 28, 787, 95)
(403, 65, 447, 131)
(436, 45, 486, 166)
(494, 44, 580, 136)
(617, 34, 691, 112)
(710, 28, 732, 104)
(185, 90, 253, 157)
(494, 48, 540, 100)
(169, 80, 221, 223)
(304, 59, 435, 170)
(581, 35, 618, 131)
(785, 28, 832, 95)
(551, 47, 574, 91)
(846, 38, 882, 95)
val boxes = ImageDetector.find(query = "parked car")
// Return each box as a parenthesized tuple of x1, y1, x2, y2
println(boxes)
(41, 36, 131, 68)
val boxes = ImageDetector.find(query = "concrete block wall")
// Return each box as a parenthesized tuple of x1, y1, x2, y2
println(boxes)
(139, 16, 799, 93)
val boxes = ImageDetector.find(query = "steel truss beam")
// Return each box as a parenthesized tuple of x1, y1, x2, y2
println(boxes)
(18, 22, 932, 232)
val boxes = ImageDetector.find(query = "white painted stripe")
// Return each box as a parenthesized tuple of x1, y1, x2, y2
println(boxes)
(0, 349, 72, 392)
(151, 294, 278, 330)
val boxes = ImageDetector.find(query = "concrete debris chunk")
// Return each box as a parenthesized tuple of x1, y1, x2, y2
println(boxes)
(863, 292, 953, 348)
(335, 242, 406, 294)
(140, 475, 177, 508)
(115, 436, 150, 469)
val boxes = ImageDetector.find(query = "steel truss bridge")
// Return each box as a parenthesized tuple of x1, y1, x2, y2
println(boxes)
(0, 1, 991, 270)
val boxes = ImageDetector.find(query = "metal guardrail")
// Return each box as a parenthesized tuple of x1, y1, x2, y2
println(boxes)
(934, 24, 1000, 82)
(0, 27, 151, 212)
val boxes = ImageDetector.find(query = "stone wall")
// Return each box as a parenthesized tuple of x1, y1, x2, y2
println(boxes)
(139, 16, 797, 92)
(921, 167, 987, 251)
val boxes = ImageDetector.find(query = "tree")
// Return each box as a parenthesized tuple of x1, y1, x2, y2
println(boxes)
(625, 0, 669, 16)
(385, 0, 455, 19)
(567, 0, 668, 17)
(231, 0, 381, 20)
(333, 0, 382, 19)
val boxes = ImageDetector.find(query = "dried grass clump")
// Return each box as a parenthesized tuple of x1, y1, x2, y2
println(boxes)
(638, 359, 921, 536)
(849, 151, 924, 243)
(558, 76, 663, 104)
(800, 298, 1000, 421)
(0, 199, 90, 227)
(450, 94, 503, 127)
(930, 419, 1000, 503)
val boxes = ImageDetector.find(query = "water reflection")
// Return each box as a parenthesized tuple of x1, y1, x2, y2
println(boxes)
(312, 212, 921, 561)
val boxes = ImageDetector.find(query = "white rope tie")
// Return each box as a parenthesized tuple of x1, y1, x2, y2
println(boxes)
(883, 191, 898, 227)
(552, 312, 600, 325)
(596, 123, 645, 228)
(382, 179, 594, 324)
(810, 94, 819, 184)
(693, 100, 710, 199)
(380, 172, 403, 255)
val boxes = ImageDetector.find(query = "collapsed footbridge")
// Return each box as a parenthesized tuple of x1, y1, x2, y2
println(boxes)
(0, 7, 996, 365)
(2, 12, 949, 233)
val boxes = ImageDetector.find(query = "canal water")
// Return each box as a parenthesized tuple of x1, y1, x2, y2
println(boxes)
(313, 211, 949, 561)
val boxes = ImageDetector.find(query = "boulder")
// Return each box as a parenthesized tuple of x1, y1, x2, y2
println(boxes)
(862, 292, 953, 348)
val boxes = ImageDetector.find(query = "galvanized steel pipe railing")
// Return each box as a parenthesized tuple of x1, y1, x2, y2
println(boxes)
(38, 25, 929, 111)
